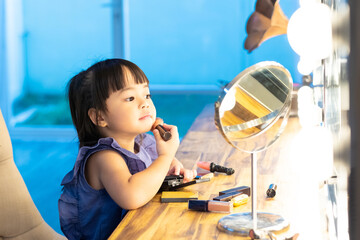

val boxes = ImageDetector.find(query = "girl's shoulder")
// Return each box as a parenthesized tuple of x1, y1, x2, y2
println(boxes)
(61, 137, 121, 186)
(88, 147, 122, 161)
(81, 137, 135, 159)
(78, 137, 118, 159)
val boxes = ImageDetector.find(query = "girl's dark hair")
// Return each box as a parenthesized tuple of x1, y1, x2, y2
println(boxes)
(67, 59, 149, 147)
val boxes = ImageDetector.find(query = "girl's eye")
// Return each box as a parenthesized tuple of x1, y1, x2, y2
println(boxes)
(146, 94, 151, 99)
(125, 96, 135, 102)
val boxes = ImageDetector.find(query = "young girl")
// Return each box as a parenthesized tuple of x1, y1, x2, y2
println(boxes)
(58, 59, 197, 240)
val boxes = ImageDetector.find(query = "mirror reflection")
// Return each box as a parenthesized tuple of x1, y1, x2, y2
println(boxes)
(215, 62, 293, 153)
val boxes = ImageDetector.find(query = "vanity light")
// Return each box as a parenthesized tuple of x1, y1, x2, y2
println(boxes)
(287, 2, 332, 74)
(297, 85, 322, 127)
(297, 57, 321, 75)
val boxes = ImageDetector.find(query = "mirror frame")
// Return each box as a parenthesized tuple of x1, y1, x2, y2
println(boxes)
(214, 61, 293, 153)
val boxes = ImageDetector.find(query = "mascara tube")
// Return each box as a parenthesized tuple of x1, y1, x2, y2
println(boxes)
(210, 162, 235, 175)
(266, 184, 277, 198)
(197, 161, 235, 175)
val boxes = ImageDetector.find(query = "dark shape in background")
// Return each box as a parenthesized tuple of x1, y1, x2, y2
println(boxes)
(245, 0, 289, 52)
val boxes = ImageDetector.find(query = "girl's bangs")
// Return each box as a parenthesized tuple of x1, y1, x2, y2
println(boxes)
(109, 62, 149, 93)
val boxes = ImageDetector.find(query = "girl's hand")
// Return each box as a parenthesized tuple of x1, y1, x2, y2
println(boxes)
(152, 122, 179, 160)
(167, 158, 197, 183)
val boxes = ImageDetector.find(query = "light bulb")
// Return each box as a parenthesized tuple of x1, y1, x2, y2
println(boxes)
(287, 3, 332, 61)
(297, 57, 321, 75)
(297, 86, 322, 127)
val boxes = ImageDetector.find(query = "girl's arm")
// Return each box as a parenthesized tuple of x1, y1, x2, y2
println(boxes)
(86, 124, 179, 210)
(153, 117, 197, 181)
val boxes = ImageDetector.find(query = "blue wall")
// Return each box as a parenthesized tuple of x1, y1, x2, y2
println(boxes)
(129, 0, 244, 86)
(129, 0, 301, 86)
(11, 0, 300, 96)
(21, 0, 113, 94)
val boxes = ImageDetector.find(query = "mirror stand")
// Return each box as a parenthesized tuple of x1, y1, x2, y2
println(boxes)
(214, 61, 293, 236)
(217, 152, 289, 236)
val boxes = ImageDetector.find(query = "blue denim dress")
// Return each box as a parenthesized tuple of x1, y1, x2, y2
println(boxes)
(58, 134, 158, 240)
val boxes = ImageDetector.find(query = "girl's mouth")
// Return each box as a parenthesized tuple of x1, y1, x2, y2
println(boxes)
(139, 114, 152, 120)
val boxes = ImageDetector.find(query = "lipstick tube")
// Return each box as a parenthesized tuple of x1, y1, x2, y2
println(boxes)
(188, 200, 233, 213)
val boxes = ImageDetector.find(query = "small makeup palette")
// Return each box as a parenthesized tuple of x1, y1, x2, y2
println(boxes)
(161, 191, 199, 203)
(159, 175, 184, 192)
(159, 175, 210, 192)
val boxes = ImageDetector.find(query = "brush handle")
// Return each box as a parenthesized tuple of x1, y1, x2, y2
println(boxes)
(156, 125, 172, 141)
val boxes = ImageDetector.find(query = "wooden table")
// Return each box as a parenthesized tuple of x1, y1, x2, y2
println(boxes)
(109, 104, 330, 239)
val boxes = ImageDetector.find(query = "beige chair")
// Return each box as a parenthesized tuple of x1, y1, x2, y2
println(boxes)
(0, 110, 66, 240)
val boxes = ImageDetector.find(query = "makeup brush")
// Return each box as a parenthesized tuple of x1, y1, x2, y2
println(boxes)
(155, 125, 172, 141)
(197, 161, 235, 175)
(152, 118, 172, 141)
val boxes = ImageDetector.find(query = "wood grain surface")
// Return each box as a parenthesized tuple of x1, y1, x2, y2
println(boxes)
(109, 104, 329, 240)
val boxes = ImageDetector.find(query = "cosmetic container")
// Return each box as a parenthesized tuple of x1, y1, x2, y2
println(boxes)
(188, 200, 233, 213)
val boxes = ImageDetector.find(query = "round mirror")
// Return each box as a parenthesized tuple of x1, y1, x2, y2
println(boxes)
(215, 61, 293, 153)
(215, 61, 293, 235)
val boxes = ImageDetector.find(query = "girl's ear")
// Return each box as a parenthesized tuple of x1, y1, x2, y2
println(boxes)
(88, 108, 107, 127)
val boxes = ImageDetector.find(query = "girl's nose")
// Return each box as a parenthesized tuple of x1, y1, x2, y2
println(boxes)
(141, 101, 149, 109)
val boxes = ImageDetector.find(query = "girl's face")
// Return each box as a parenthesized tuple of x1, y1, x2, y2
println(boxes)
(100, 77, 156, 139)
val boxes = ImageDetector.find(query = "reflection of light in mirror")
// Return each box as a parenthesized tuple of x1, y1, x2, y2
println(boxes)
(287, 2, 332, 74)
(219, 88, 236, 118)
(297, 86, 322, 127)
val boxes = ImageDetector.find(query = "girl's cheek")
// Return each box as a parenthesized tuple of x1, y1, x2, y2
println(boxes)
(152, 106, 157, 118)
